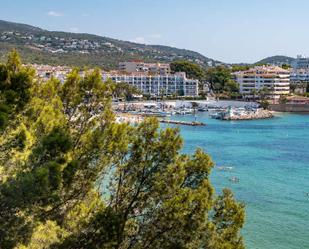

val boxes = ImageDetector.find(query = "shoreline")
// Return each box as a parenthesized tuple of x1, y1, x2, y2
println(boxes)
(221, 109, 273, 121)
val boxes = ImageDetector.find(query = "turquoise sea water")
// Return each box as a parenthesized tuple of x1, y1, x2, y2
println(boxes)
(163, 113, 309, 249)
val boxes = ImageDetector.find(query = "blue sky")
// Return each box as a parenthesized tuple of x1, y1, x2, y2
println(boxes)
(1, 0, 309, 63)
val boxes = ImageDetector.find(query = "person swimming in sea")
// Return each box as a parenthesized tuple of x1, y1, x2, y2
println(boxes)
(217, 166, 233, 171)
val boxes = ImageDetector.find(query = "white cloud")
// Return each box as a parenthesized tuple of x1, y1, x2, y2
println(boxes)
(131, 36, 147, 44)
(47, 11, 63, 17)
(82, 13, 90, 17)
(130, 34, 162, 44)
(69, 27, 79, 33)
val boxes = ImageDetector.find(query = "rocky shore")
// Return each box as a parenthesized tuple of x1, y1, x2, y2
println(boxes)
(222, 109, 273, 121)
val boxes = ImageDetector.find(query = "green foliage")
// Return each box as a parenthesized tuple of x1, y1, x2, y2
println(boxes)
(0, 20, 214, 69)
(0, 51, 245, 249)
(211, 189, 245, 249)
(279, 96, 288, 104)
(255, 55, 294, 66)
(16, 221, 67, 249)
(206, 66, 239, 95)
(231, 65, 250, 72)
(0, 104, 8, 131)
(31, 127, 72, 164)
(258, 87, 271, 100)
(0, 64, 9, 84)
(260, 100, 270, 110)
(171, 60, 206, 81)
(0, 50, 34, 132)
(281, 64, 290, 70)
(7, 49, 21, 73)
(113, 82, 141, 101)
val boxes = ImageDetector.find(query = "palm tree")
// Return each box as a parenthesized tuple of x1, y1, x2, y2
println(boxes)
(191, 102, 199, 122)
(258, 87, 270, 100)
(250, 89, 258, 101)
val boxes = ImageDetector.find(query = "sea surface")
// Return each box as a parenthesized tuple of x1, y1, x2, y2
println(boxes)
(163, 112, 309, 249)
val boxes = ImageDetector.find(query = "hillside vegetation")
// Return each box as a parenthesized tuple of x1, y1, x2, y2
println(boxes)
(0, 20, 217, 69)
(255, 55, 295, 65)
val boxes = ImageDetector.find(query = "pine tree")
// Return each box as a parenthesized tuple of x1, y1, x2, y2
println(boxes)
(0, 51, 245, 249)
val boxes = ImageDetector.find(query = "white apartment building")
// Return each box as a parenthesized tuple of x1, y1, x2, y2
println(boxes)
(31, 64, 72, 82)
(234, 66, 290, 99)
(290, 69, 309, 83)
(119, 61, 171, 74)
(290, 55, 309, 85)
(291, 55, 309, 69)
(102, 72, 199, 97)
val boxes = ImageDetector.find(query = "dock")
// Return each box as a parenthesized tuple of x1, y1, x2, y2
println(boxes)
(159, 119, 206, 126)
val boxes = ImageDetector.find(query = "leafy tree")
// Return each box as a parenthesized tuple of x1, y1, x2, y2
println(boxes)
(290, 82, 307, 94)
(0, 51, 245, 249)
(279, 96, 288, 104)
(258, 86, 271, 100)
(281, 64, 291, 70)
(249, 89, 258, 101)
(206, 66, 239, 95)
(170, 60, 206, 81)
(0, 50, 34, 132)
(113, 82, 142, 101)
(7, 49, 22, 73)
(260, 100, 270, 110)
(231, 65, 250, 72)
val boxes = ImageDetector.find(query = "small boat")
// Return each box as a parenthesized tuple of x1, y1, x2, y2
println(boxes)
(198, 107, 207, 112)
(209, 111, 224, 119)
(176, 108, 194, 115)
(229, 176, 240, 183)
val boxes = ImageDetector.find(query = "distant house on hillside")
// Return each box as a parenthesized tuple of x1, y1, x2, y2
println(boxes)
(119, 61, 171, 74)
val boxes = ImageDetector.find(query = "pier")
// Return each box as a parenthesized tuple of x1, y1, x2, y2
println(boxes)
(159, 119, 206, 126)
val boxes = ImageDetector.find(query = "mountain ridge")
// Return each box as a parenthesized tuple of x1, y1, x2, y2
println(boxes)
(0, 19, 218, 69)
(255, 55, 295, 65)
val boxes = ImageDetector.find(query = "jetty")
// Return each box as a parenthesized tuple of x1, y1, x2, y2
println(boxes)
(159, 119, 206, 126)
(222, 109, 273, 120)
(210, 107, 273, 121)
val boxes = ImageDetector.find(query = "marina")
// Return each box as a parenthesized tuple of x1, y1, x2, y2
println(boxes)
(114, 100, 273, 121)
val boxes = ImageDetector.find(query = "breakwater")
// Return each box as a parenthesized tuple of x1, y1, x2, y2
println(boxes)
(159, 119, 206, 126)
(222, 109, 273, 120)
(270, 104, 309, 112)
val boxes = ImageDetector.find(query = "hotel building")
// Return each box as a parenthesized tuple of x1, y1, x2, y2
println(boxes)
(30, 64, 72, 82)
(234, 66, 290, 99)
(291, 55, 309, 69)
(102, 71, 199, 97)
(290, 56, 309, 87)
(290, 69, 309, 83)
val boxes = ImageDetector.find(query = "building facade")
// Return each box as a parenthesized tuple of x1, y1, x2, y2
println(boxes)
(31, 64, 72, 82)
(234, 66, 290, 99)
(289, 55, 309, 93)
(102, 72, 199, 97)
(119, 61, 171, 74)
(291, 55, 309, 69)
(290, 69, 309, 83)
